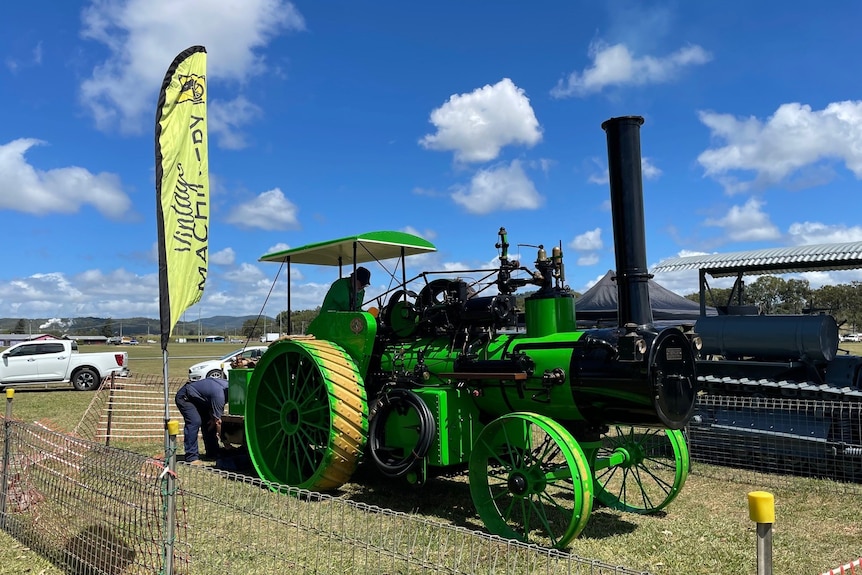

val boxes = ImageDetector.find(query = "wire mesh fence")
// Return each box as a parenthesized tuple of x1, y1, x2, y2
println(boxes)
(2, 416, 648, 575)
(3, 376, 862, 574)
(74, 373, 189, 445)
(687, 395, 862, 494)
(0, 416, 177, 574)
(179, 466, 647, 575)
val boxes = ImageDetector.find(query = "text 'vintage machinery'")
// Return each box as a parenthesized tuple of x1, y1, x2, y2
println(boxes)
(223, 117, 700, 548)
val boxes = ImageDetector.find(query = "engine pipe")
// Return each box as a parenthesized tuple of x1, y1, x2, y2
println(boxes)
(603, 116, 654, 328)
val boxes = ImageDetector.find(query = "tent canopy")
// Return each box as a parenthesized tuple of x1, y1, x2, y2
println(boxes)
(259, 230, 436, 266)
(575, 270, 716, 325)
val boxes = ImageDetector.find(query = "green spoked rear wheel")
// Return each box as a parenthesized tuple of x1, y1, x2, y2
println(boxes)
(244, 339, 368, 491)
(588, 426, 689, 514)
(469, 413, 593, 549)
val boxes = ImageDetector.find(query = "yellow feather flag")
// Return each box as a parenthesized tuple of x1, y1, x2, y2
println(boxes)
(155, 46, 209, 350)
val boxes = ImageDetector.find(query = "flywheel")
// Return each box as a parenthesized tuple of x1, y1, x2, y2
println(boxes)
(244, 338, 368, 491)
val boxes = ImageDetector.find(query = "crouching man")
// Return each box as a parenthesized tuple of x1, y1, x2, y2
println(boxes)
(175, 376, 228, 465)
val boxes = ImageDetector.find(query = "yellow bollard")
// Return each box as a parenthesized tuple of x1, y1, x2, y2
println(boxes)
(748, 491, 774, 575)
(166, 419, 180, 437)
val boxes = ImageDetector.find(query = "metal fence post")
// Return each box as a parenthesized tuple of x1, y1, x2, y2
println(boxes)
(1, 389, 14, 528)
(162, 419, 179, 575)
(105, 372, 116, 447)
(748, 490, 775, 575)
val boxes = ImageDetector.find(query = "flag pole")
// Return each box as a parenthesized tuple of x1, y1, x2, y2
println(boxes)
(155, 45, 208, 575)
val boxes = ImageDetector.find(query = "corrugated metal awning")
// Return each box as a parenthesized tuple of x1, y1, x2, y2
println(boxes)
(651, 241, 862, 278)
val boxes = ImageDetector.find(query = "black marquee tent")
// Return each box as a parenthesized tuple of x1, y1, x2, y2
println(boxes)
(574, 270, 717, 326)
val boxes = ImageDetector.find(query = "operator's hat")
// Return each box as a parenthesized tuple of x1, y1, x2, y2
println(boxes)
(354, 266, 371, 287)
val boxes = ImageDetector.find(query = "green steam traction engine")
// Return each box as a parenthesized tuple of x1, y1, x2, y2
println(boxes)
(224, 117, 700, 548)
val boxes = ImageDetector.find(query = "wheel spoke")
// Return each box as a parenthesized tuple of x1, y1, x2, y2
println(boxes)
(532, 493, 561, 546)
(501, 495, 517, 522)
(591, 427, 688, 514)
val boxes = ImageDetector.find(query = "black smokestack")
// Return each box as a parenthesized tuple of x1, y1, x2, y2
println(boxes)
(601, 116, 653, 327)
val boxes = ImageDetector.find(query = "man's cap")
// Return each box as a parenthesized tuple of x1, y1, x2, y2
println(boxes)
(354, 266, 371, 287)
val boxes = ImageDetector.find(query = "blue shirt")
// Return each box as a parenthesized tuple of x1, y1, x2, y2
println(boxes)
(185, 377, 229, 419)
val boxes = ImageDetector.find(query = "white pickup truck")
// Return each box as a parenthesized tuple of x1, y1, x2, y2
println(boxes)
(0, 339, 129, 391)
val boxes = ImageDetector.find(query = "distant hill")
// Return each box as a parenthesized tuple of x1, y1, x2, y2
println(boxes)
(0, 315, 277, 337)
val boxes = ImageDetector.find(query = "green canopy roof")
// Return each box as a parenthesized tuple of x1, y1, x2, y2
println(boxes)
(259, 230, 436, 266)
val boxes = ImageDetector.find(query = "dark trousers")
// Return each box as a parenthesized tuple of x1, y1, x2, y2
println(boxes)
(175, 385, 220, 462)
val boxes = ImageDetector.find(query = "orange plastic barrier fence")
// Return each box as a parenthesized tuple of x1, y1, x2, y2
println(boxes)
(822, 557, 862, 575)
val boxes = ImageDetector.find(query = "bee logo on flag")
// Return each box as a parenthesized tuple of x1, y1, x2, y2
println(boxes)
(177, 73, 206, 104)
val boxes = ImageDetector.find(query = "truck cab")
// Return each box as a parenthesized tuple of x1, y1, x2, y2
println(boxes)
(1, 340, 76, 383)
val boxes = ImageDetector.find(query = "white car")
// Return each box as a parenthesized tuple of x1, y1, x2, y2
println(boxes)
(188, 346, 268, 381)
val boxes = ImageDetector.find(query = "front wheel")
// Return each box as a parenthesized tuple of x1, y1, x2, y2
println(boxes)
(72, 367, 100, 391)
(587, 426, 689, 514)
(469, 412, 593, 549)
(206, 369, 225, 379)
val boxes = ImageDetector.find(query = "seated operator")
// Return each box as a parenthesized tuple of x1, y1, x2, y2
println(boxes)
(320, 266, 371, 313)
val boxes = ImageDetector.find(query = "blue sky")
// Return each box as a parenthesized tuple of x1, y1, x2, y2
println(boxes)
(3, 0, 862, 326)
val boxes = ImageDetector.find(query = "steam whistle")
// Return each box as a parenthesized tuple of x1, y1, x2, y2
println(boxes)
(553, 243, 565, 288)
(496, 227, 509, 261)
(496, 227, 523, 294)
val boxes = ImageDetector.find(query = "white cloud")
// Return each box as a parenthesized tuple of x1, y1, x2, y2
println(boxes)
(5, 41, 43, 73)
(419, 78, 542, 163)
(588, 156, 662, 184)
(451, 160, 543, 214)
(551, 41, 711, 98)
(79, 0, 305, 133)
(0, 139, 131, 218)
(569, 228, 603, 267)
(787, 222, 862, 245)
(0, 268, 161, 318)
(798, 269, 862, 289)
(641, 157, 662, 179)
(265, 242, 290, 254)
(570, 228, 603, 251)
(209, 96, 263, 150)
(402, 226, 437, 240)
(225, 188, 300, 230)
(210, 247, 236, 265)
(577, 254, 599, 266)
(697, 101, 862, 193)
(703, 197, 780, 242)
(223, 262, 266, 284)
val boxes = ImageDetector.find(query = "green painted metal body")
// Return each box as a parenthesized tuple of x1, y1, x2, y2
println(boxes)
(384, 387, 482, 467)
(306, 310, 378, 376)
(288, 291, 581, 468)
(524, 293, 577, 337)
(227, 368, 253, 414)
(377, 331, 589, 425)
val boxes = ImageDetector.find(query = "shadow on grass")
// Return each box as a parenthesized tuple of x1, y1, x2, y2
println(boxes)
(578, 509, 640, 538)
(211, 453, 647, 543)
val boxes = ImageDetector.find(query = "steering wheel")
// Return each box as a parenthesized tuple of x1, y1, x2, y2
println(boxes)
(417, 278, 460, 309)
(382, 289, 419, 338)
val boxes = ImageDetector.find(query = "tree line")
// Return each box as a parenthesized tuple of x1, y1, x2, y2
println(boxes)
(686, 276, 862, 331)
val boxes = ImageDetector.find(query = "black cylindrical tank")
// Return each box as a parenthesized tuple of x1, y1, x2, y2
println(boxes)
(695, 315, 839, 362)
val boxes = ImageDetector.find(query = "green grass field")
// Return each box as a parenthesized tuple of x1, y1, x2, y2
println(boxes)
(2, 340, 861, 574)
